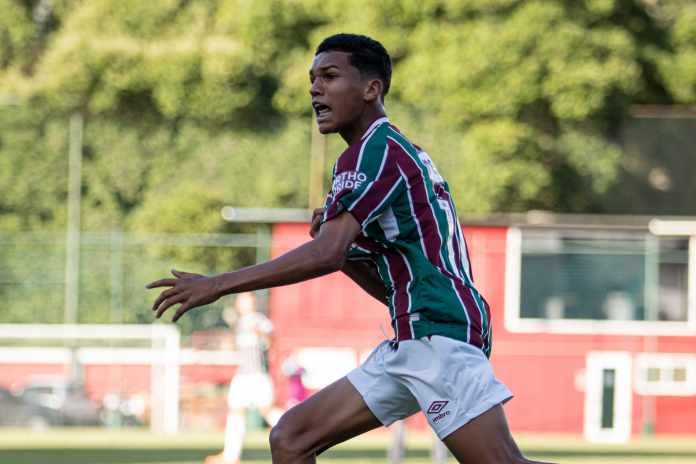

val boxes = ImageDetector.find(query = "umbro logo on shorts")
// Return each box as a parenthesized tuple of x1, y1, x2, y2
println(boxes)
(427, 400, 449, 415)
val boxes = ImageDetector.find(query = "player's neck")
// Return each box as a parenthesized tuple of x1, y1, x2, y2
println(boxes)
(339, 106, 387, 146)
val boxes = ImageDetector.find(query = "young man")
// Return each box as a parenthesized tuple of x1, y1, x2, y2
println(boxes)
(148, 33, 549, 464)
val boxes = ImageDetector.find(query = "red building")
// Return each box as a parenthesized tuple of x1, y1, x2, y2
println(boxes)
(267, 215, 696, 442)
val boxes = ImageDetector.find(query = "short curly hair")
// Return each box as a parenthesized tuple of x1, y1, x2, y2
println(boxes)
(315, 33, 392, 99)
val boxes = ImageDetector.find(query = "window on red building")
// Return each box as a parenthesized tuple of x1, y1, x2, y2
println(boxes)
(505, 228, 693, 333)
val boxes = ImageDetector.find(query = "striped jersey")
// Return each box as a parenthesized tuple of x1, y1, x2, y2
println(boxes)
(321, 117, 493, 357)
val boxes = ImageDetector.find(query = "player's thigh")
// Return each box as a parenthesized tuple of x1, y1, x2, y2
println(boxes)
(270, 376, 382, 455)
(443, 403, 547, 464)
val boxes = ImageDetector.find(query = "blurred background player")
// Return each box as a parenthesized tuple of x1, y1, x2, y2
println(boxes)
(205, 292, 281, 464)
(281, 358, 309, 409)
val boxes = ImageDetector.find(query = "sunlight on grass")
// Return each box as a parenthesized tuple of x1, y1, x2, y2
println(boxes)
(1, 428, 696, 464)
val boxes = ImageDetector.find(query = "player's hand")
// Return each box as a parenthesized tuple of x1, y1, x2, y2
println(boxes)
(146, 269, 222, 322)
(310, 208, 325, 238)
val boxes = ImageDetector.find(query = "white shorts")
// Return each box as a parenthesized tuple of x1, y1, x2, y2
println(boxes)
(347, 335, 513, 440)
(228, 372, 274, 409)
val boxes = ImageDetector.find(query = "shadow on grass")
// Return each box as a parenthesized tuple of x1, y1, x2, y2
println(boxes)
(3, 446, 696, 463)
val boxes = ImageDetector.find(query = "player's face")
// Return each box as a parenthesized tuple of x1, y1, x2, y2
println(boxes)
(309, 51, 368, 135)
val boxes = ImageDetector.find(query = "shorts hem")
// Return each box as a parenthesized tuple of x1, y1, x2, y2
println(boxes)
(436, 390, 514, 441)
(346, 369, 395, 427)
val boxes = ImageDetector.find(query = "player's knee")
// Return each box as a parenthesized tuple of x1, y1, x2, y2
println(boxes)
(268, 416, 308, 458)
(268, 422, 285, 452)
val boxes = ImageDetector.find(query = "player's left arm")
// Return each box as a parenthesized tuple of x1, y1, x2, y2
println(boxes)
(341, 259, 387, 306)
(146, 211, 361, 322)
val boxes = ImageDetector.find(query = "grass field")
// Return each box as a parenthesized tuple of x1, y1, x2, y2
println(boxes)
(1, 428, 696, 464)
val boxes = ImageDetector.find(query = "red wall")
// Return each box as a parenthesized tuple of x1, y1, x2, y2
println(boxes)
(267, 223, 391, 405)
(268, 222, 696, 436)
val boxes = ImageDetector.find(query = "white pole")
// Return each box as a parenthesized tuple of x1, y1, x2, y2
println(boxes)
(388, 420, 406, 463)
(690, 237, 696, 330)
(308, 118, 326, 209)
(64, 113, 83, 324)
(163, 326, 180, 434)
(432, 434, 448, 463)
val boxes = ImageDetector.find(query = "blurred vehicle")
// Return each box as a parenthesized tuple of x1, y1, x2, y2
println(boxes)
(100, 393, 146, 428)
(17, 377, 102, 426)
(0, 386, 58, 429)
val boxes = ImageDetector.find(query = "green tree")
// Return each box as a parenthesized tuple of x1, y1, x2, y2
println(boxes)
(2, 0, 696, 325)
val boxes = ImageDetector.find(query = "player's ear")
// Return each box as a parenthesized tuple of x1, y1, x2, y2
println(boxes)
(363, 78, 383, 103)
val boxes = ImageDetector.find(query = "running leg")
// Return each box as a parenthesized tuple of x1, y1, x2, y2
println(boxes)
(442, 404, 556, 464)
(269, 376, 382, 464)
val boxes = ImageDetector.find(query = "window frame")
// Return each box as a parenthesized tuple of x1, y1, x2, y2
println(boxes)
(504, 227, 696, 335)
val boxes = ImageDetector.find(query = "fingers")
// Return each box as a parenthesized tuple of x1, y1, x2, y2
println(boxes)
(147, 271, 207, 322)
(172, 304, 191, 323)
(312, 208, 325, 223)
(171, 269, 201, 278)
(146, 278, 177, 289)
(152, 287, 177, 311)
(155, 293, 187, 319)
(310, 208, 324, 238)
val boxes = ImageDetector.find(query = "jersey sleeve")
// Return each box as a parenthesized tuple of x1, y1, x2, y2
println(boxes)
(322, 143, 404, 229)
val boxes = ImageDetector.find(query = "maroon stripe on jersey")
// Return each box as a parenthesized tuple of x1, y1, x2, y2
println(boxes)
(335, 143, 361, 173)
(453, 279, 483, 349)
(388, 139, 446, 272)
(354, 236, 385, 254)
(383, 249, 413, 340)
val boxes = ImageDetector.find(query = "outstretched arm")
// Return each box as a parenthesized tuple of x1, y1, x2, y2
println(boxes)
(309, 208, 387, 306)
(147, 211, 361, 322)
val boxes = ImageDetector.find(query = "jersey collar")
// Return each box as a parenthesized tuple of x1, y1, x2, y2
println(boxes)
(360, 116, 390, 141)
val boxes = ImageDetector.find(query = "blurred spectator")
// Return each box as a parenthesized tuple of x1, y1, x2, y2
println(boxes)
(205, 292, 281, 464)
(281, 358, 309, 408)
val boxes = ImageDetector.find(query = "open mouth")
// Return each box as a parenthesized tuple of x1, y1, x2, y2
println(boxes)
(312, 102, 332, 120)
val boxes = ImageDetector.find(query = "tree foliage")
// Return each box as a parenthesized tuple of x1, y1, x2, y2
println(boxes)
(2, 0, 695, 228)
(1, 0, 695, 324)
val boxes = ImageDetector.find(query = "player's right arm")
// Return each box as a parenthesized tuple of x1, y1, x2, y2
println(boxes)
(310, 208, 387, 306)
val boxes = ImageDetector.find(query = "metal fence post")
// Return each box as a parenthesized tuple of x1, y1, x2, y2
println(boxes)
(432, 434, 448, 463)
(388, 420, 406, 463)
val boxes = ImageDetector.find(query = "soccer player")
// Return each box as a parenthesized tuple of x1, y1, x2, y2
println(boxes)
(205, 292, 281, 464)
(148, 33, 550, 464)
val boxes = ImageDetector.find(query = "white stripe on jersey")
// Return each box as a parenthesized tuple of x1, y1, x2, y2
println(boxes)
(355, 117, 388, 170)
(360, 117, 389, 141)
(378, 207, 399, 241)
(452, 208, 473, 281)
(362, 175, 403, 228)
(438, 198, 462, 280)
